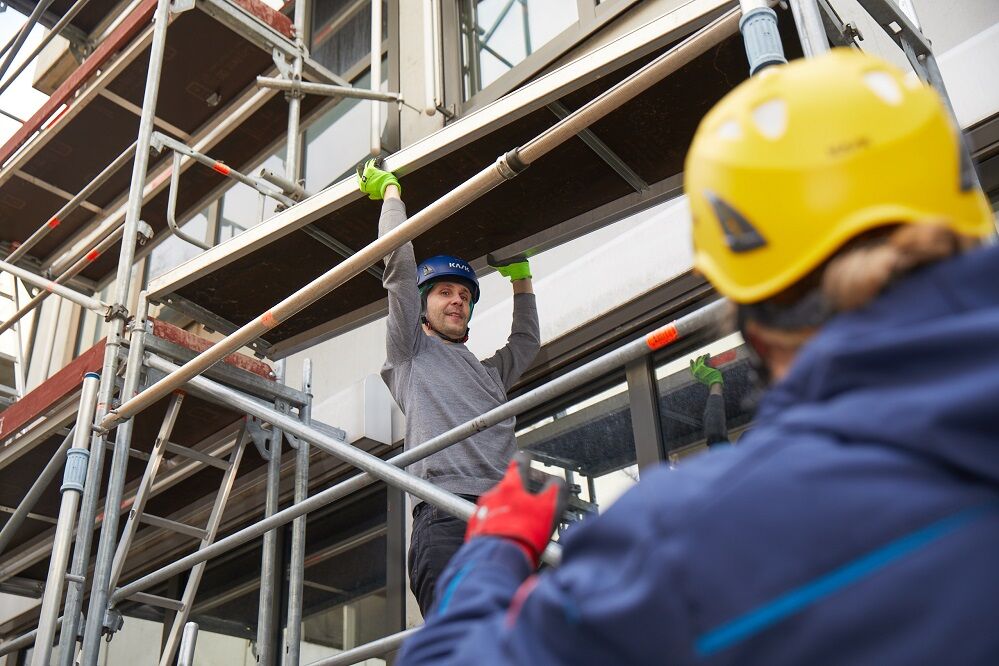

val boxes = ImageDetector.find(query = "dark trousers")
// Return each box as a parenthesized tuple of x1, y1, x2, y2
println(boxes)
(408, 495, 477, 617)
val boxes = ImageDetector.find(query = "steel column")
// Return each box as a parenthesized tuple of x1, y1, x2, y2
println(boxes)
(176, 622, 199, 666)
(625, 357, 666, 470)
(285, 359, 312, 666)
(31, 373, 100, 666)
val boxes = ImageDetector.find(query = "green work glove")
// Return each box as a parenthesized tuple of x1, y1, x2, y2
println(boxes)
(690, 354, 723, 387)
(492, 259, 532, 282)
(356, 158, 400, 200)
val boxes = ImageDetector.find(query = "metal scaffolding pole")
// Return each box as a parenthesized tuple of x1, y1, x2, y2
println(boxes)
(0, 260, 112, 316)
(306, 627, 420, 666)
(58, 297, 150, 666)
(102, 7, 742, 433)
(3, 139, 136, 269)
(256, 361, 286, 666)
(111, 301, 723, 606)
(176, 622, 199, 666)
(0, 222, 148, 338)
(283, 0, 307, 186)
(0, 0, 95, 99)
(0, 0, 58, 87)
(788, 0, 830, 57)
(285, 359, 312, 666)
(76, 0, 174, 653)
(370, 0, 382, 156)
(256, 76, 402, 103)
(0, 427, 75, 556)
(31, 373, 100, 666)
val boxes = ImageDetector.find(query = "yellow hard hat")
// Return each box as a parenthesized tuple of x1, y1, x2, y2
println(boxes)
(685, 48, 994, 304)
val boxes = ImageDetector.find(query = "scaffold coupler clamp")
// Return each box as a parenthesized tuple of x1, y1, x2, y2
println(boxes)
(739, 5, 787, 75)
(104, 303, 130, 323)
(62, 449, 90, 494)
(496, 149, 529, 180)
(103, 608, 124, 639)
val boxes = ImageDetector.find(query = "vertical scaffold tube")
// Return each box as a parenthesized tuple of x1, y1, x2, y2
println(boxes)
(788, 0, 830, 57)
(370, 0, 382, 155)
(257, 360, 287, 666)
(77, 0, 174, 655)
(285, 359, 312, 666)
(31, 373, 100, 666)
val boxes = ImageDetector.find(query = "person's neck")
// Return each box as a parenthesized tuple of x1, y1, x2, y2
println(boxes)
(422, 322, 466, 344)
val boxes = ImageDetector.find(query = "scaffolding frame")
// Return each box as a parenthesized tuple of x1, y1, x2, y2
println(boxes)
(0, 0, 981, 664)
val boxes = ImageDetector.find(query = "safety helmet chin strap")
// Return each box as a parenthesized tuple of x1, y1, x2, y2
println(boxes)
(421, 315, 469, 344)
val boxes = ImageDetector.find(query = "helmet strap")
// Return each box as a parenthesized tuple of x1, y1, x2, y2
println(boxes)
(421, 315, 469, 344)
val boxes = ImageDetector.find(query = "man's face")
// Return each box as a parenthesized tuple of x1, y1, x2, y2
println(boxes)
(425, 281, 472, 339)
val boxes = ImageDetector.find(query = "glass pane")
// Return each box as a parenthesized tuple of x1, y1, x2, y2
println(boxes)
(459, 0, 578, 99)
(303, 68, 387, 192)
(217, 152, 286, 243)
(517, 377, 637, 519)
(655, 332, 756, 463)
(145, 211, 209, 282)
(311, 0, 387, 77)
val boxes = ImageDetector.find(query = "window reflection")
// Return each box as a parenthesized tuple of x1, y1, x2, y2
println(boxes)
(311, 0, 387, 76)
(303, 68, 387, 192)
(217, 152, 286, 243)
(459, 0, 578, 99)
(517, 377, 638, 517)
(655, 333, 756, 464)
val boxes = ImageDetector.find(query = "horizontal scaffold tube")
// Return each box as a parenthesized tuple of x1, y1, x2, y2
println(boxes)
(5, 140, 137, 266)
(110, 300, 724, 606)
(0, 260, 111, 316)
(305, 627, 421, 666)
(0, 226, 127, 337)
(102, 7, 741, 432)
(256, 76, 403, 103)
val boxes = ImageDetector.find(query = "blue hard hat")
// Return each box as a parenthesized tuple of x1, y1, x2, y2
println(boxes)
(416, 255, 480, 303)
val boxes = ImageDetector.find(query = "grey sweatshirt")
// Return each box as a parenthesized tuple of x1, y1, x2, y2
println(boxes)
(378, 198, 541, 498)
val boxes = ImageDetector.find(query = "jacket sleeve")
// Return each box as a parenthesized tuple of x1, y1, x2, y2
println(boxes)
(704, 393, 730, 446)
(379, 197, 423, 365)
(481, 292, 541, 390)
(396, 479, 693, 665)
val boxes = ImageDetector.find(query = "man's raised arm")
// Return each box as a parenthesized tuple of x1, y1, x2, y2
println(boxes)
(358, 160, 422, 365)
(483, 257, 540, 389)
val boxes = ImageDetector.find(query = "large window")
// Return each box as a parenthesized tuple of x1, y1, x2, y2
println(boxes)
(303, 69, 387, 192)
(459, 0, 578, 99)
(517, 374, 638, 517)
(655, 333, 756, 463)
(311, 0, 387, 77)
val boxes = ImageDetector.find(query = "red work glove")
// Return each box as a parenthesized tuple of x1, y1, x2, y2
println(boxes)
(465, 452, 569, 568)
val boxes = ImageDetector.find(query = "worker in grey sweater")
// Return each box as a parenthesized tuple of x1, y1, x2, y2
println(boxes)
(357, 159, 541, 616)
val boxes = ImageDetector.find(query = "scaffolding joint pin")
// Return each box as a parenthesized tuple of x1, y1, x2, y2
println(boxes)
(496, 149, 529, 180)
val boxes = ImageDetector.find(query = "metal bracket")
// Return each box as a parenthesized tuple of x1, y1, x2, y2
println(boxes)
(103, 303, 130, 323)
(272, 49, 294, 79)
(170, 0, 196, 13)
(284, 432, 300, 450)
(102, 607, 124, 638)
(246, 417, 272, 460)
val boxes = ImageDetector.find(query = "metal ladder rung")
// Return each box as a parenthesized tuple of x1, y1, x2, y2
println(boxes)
(164, 442, 229, 470)
(129, 592, 186, 612)
(140, 514, 207, 540)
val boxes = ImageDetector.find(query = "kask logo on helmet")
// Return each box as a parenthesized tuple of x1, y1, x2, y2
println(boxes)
(448, 262, 471, 272)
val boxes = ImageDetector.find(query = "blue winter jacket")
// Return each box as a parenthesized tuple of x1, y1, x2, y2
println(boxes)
(397, 244, 999, 665)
